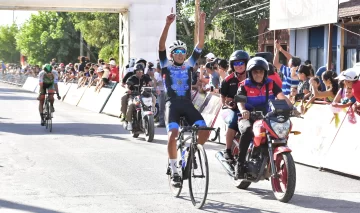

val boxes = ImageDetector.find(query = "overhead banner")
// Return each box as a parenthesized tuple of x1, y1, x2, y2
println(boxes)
(270, 0, 339, 30)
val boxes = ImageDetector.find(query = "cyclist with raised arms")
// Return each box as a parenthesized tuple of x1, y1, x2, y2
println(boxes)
(37, 64, 61, 126)
(159, 7, 208, 187)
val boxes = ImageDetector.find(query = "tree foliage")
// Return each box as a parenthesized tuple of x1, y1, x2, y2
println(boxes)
(0, 24, 20, 63)
(70, 12, 119, 62)
(176, 0, 269, 59)
(16, 12, 80, 65)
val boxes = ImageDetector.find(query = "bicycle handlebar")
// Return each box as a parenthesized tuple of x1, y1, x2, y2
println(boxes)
(180, 126, 216, 133)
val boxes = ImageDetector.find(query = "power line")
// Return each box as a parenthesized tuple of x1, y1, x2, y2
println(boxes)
(229, 1, 269, 16)
(220, 0, 249, 10)
(236, 5, 269, 18)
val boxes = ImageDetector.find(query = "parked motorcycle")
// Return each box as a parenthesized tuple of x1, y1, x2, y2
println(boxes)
(216, 95, 302, 203)
(126, 84, 155, 142)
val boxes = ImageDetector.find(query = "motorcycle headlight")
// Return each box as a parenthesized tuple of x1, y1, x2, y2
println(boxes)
(142, 97, 153, 107)
(269, 120, 290, 139)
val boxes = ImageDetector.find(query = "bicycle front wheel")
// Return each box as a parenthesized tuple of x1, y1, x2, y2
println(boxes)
(188, 144, 209, 209)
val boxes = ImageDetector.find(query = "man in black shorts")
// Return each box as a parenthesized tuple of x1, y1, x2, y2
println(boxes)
(159, 7, 208, 187)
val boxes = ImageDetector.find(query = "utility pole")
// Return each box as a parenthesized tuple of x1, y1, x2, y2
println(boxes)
(194, 0, 200, 45)
(327, 24, 333, 71)
(80, 32, 84, 57)
(13, 10, 15, 24)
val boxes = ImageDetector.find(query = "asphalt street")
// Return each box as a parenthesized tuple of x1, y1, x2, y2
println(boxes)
(0, 82, 359, 213)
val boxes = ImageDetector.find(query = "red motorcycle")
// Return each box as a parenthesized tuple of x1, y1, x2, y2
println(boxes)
(216, 95, 302, 203)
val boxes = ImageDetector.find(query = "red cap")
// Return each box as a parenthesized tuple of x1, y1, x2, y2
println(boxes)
(60, 63, 65, 67)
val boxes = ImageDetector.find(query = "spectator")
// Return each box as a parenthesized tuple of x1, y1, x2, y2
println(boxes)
(304, 59, 311, 65)
(98, 58, 105, 66)
(288, 85, 298, 104)
(50, 58, 56, 66)
(217, 59, 229, 83)
(109, 60, 119, 82)
(205, 59, 220, 90)
(332, 86, 356, 109)
(335, 68, 360, 115)
(267, 63, 283, 89)
(316, 63, 335, 91)
(273, 40, 300, 95)
(155, 62, 166, 127)
(205, 52, 216, 62)
(78, 56, 87, 72)
(292, 65, 311, 96)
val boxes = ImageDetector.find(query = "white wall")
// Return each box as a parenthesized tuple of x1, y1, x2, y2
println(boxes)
(289, 29, 309, 63)
(129, 1, 176, 63)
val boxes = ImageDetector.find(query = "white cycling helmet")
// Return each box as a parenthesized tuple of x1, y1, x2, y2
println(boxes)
(169, 40, 187, 53)
(336, 68, 359, 81)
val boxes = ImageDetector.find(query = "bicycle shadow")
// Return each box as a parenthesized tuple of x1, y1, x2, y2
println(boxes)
(246, 188, 360, 213)
(176, 196, 276, 213)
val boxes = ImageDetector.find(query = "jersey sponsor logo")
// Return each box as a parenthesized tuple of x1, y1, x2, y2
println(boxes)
(169, 66, 189, 96)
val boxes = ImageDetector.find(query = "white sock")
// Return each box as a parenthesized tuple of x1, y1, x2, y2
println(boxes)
(169, 159, 178, 175)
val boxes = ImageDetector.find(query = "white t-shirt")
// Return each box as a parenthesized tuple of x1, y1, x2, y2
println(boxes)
(154, 72, 164, 91)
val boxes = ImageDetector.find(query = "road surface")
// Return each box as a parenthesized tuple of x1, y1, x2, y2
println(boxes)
(0, 82, 359, 213)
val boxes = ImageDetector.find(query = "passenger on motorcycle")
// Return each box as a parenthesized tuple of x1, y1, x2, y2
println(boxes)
(236, 57, 300, 179)
(125, 63, 154, 131)
(220, 50, 250, 160)
(159, 8, 208, 187)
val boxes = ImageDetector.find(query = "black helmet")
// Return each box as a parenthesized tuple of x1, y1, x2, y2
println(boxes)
(229, 50, 250, 62)
(135, 58, 147, 67)
(229, 50, 250, 73)
(134, 63, 144, 72)
(246, 57, 269, 84)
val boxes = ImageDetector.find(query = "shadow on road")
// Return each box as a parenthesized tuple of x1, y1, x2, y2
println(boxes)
(0, 95, 36, 101)
(0, 199, 64, 213)
(246, 188, 360, 213)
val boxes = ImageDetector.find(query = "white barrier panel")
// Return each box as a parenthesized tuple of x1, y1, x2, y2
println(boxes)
(22, 77, 38, 92)
(102, 84, 127, 117)
(201, 93, 222, 127)
(288, 104, 347, 168)
(63, 84, 87, 106)
(77, 86, 113, 113)
(57, 82, 72, 101)
(322, 109, 360, 177)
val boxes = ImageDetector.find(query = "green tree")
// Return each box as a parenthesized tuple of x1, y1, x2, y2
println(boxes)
(16, 12, 80, 65)
(176, 0, 269, 58)
(0, 24, 20, 63)
(70, 12, 119, 62)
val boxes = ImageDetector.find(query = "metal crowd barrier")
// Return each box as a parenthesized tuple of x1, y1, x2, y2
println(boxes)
(0, 72, 30, 86)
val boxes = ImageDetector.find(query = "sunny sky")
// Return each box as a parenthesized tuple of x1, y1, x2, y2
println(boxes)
(0, 10, 38, 26)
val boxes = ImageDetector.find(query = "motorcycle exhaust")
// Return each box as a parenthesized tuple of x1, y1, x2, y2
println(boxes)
(215, 151, 234, 177)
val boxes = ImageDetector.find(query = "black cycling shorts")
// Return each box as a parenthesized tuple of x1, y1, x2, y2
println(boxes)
(40, 83, 55, 95)
(165, 98, 206, 132)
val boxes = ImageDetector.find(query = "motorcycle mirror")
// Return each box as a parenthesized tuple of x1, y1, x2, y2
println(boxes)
(234, 95, 247, 103)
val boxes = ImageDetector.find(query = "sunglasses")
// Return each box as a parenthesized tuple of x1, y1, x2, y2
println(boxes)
(172, 49, 187, 55)
(233, 61, 245, 66)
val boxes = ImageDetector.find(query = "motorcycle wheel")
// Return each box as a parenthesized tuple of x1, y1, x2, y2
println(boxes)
(144, 114, 154, 142)
(234, 180, 251, 189)
(271, 152, 296, 203)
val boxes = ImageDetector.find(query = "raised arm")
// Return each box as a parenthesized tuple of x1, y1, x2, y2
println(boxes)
(196, 11, 206, 49)
(159, 7, 176, 51)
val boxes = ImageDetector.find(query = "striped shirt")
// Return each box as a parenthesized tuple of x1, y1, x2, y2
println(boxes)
(280, 65, 299, 95)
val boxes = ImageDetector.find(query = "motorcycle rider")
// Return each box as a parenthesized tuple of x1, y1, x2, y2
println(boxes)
(236, 57, 300, 179)
(159, 7, 209, 187)
(125, 63, 153, 130)
(220, 50, 250, 160)
(120, 58, 148, 122)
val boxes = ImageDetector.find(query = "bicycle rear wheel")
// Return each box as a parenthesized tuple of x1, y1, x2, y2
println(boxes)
(188, 144, 209, 209)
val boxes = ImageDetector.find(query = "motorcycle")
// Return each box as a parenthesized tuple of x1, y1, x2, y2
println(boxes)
(126, 83, 155, 142)
(216, 94, 302, 203)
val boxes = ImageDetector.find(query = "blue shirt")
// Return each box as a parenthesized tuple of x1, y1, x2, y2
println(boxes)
(280, 65, 299, 95)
